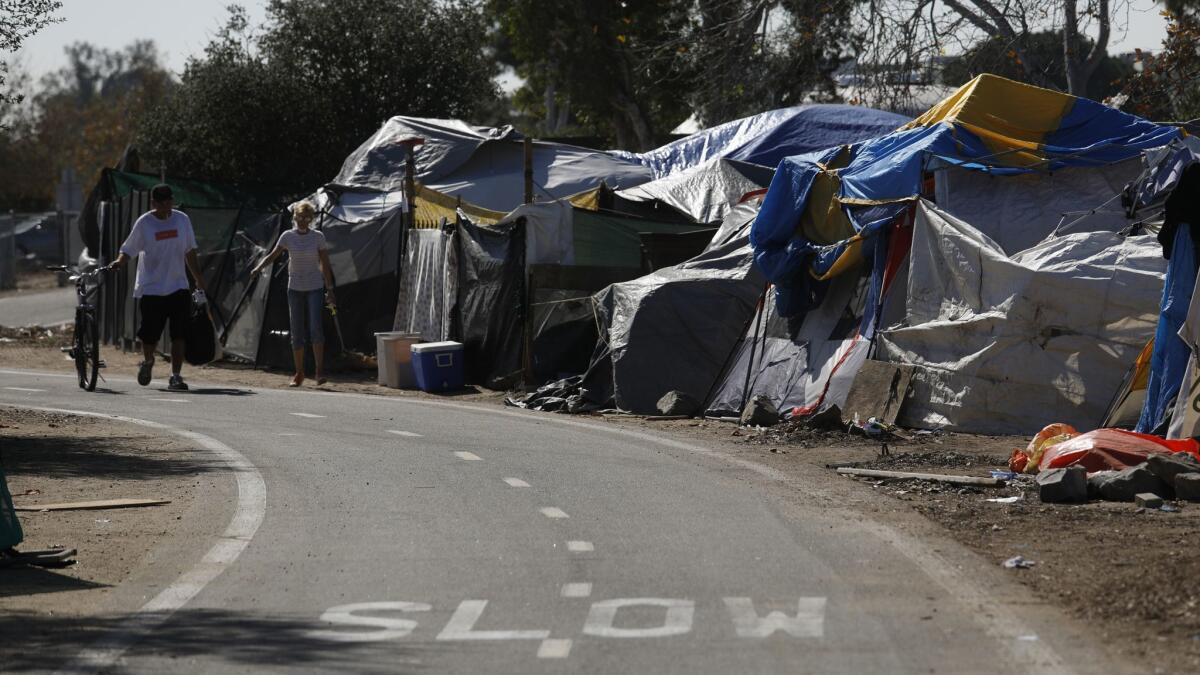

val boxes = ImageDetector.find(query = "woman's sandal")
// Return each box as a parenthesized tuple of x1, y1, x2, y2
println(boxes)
(289, 374, 304, 387)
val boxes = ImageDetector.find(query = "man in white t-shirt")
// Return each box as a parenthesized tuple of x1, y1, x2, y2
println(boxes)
(107, 184, 208, 391)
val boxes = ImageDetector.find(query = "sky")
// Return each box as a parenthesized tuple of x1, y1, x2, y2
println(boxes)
(15, 0, 1173, 83)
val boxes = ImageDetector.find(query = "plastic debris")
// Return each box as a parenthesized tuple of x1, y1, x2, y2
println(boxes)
(1002, 556, 1036, 569)
(986, 496, 1022, 504)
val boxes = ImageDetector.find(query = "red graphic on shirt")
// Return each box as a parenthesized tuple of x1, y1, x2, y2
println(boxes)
(155, 229, 179, 241)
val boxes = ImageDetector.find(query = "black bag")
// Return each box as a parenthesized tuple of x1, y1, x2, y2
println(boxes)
(184, 301, 218, 365)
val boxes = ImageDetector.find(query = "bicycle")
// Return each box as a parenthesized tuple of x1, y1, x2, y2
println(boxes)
(46, 264, 110, 391)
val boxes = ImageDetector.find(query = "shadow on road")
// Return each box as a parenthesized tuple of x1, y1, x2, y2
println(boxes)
(3, 433, 226, 479)
(0, 566, 108, 598)
(0, 609, 431, 672)
(183, 387, 256, 397)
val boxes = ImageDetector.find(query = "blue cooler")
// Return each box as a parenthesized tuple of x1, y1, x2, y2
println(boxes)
(411, 341, 465, 392)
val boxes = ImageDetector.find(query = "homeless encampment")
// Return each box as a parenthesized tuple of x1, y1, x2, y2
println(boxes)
(710, 74, 1182, 435)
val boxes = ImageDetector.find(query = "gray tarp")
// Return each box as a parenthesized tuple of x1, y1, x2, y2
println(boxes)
(332, 116, 652, 213)
(614, 158, 773, 224)
(582, 204, 764, 413)
(877, 201, 1165, 435)
(393, 227, 457, 342)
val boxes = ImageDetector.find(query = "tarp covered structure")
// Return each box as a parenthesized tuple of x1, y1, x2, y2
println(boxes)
(333, 116, 654, 213)
(712, 74, 1182, 434)
(613, 158, 773, 224)
(580, 201, 765, 413)
(612, 104, 909, 179)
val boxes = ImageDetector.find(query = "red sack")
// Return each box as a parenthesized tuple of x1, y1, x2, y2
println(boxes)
(1038, 428, 1200, 472)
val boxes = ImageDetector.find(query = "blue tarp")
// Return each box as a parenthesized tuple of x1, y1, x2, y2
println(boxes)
(614, 105, 908, 180)
(1137, 223, 1198, 434)
(750, 76, 1181, 317)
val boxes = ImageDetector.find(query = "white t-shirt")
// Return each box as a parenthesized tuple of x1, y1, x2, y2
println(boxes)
(119, 210, 198, 298)
(277, 228, 329, 292)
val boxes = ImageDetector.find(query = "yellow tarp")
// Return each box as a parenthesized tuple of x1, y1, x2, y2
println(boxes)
(413, 184, 505, 229)
(904, 74, 1076, 167)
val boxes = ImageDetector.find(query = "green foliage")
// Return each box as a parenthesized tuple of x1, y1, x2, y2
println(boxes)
(940, 31, 1133, 101)
(138, 1, 501, 191)
(0, 0, 62, 109)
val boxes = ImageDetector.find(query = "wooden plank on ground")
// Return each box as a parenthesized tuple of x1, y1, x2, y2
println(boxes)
(15, 498, 171, 512)
(836, 467, 1004, 487)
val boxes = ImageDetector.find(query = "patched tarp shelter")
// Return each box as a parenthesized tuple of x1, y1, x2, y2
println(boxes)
(713, 74, 1183, 434)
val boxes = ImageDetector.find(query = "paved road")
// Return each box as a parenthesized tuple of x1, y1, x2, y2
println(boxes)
(0, 287, 76, 327)
(0, 368, 1104, 674)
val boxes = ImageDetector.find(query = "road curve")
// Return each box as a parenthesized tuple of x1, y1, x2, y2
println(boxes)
(0, 368, 1098, 674)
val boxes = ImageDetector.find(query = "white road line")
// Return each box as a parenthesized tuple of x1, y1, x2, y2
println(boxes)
(387, 429, 422, 437)
(561, 582, 592, 598)
(290, 412, 324, 418)
(150, 398, 189, 403)
(0, 405, 265, 675)
(455, 451, 482, 461)
(503, 477, 530, 488)
(566, 540, 594, 552)
(540, 507, 569, 519)
(277, 432, 301, 436)
(537, 638, 573, 659)
(4, 386, 45, 392)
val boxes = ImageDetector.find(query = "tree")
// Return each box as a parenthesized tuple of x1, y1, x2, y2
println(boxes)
(138, 1, 501, 190)
(1, 0, 62, 109)
(0, 40, 170, 211)
(1119, 7, 1200, 120)
(855, 0, 1123, 99)
(490, 0, 694, 150)
(940, 29, 1132, 100)
(490, 1, 856, 148)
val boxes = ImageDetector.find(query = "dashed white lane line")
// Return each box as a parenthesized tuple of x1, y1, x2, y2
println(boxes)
(503, 477, 530, 488)
(454, 451, 482, 461)
(561, 582, 592, 598)
(387, 430, 422, 437)
(290, 412, 324, 418)
(540, 507, 569, 519)
(277, 432, 301, 436)
(566, 540, 594, 552)
(536, 638, 573, 659)
(4, 387, 45, 392)
(150, 398, 189, 403)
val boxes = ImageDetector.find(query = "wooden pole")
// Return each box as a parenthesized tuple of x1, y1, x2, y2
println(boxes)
(523, 137, 534, 205)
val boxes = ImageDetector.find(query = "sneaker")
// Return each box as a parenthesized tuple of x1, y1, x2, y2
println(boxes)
(167, 375, 189, 391)
(137, 360, 153, 386)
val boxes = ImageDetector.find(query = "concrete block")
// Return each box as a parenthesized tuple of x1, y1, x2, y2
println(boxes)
(1037, 467, 1088, 503)
(1135, 493, 1164, 509)
(1096, 464, 1171, 502)
(1175, 472, 1200, 502)
(1147, 453, 1200, 488)
(656, 390, 701, 417)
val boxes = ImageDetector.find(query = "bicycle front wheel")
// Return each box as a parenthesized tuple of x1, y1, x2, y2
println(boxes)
(74, 308, 100, 391)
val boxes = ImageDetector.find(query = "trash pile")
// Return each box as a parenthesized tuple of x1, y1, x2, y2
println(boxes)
(1012, 423, 1200, 506)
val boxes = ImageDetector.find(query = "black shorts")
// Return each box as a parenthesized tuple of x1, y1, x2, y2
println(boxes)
(138, 289, 191, 344)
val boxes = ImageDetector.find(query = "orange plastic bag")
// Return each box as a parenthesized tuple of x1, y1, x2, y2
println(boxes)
(1012, 423, 1079, 474)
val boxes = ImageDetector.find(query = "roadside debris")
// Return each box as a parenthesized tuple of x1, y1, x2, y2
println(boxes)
(840, 360, 913, 426)
(1002, 555, 1036, 569)
(1036, 467, 1088, 503)
(657, 390, 701, 418)
(836, 467, 1005, 487)
(14, 498, 171, 512)
(740, 395, 780, 427)
(1135, 493, 1165, 509)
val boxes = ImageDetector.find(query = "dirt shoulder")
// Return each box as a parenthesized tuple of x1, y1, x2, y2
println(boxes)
(0, 407, 235, 670)
(0, 270, 62, 298)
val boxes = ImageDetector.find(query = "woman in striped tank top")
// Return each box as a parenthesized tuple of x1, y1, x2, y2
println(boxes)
(251, 201, 335, 386)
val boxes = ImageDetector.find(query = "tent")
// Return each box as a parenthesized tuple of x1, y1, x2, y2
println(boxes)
(612, 104, 909, 179)
(612, 158, 774, 224)
(579, 201, 765, 413)
(710, 74, 1183, 434)
(332, 117, 654, 212)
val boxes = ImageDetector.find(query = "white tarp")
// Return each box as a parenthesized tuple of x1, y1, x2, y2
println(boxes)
(496, 201, 575, 266)
(878, 200, 1166, 435)
(614, 158, 769, 224)
(935, 158, 1142, 255)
